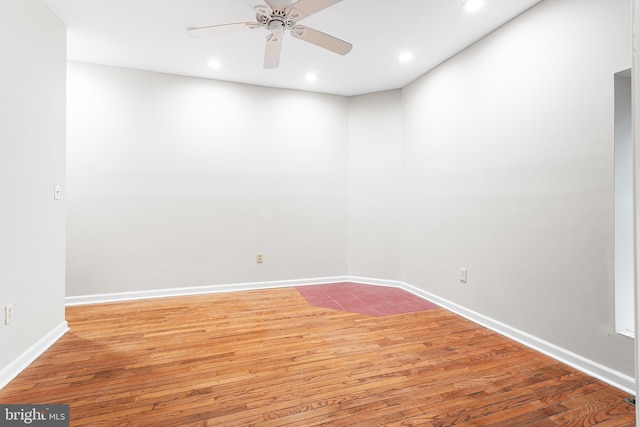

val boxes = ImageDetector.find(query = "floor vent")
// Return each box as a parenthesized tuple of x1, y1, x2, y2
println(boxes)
(623, 397, 635, 406)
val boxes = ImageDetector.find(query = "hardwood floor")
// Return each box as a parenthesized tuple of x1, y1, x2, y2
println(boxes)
(0, 287, 635, 426)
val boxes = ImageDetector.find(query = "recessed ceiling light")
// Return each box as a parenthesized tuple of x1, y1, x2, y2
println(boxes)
(399, 51, 414, 63)
(305, 72, 317, 82)
(463, 0, 485, 12)
(207, 59, 221, 69)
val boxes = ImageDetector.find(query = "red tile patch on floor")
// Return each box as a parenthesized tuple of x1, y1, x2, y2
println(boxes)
(295, 282, 439, 316)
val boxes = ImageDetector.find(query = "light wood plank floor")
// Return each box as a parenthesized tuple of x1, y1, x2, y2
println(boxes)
(0, 287, 635, 426)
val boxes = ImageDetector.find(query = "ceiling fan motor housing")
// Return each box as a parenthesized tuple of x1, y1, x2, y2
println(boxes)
(257, 7, 299, 34)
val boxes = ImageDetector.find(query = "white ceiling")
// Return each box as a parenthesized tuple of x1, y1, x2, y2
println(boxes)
(44, 0, 542, 96)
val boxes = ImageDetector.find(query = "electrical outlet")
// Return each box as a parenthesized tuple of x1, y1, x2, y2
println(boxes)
(459, 268, 468, 283)
(256, 253, 263, 264)
(5, 304, 14, 325)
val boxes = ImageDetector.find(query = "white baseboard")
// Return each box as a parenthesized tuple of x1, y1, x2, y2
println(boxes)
(346, 276, 406, 288)
(336, 276, 635, 394)
(396, 280, 636, 395)
(65, 276, 350, 306)
(0, 321, 69, 390)
(64, 275, 635, 395)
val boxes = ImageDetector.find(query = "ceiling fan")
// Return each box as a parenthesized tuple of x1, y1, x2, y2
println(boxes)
(187, 0, 353, 69)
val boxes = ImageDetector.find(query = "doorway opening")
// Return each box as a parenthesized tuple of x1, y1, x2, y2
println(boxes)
(614, 69, 634, 337)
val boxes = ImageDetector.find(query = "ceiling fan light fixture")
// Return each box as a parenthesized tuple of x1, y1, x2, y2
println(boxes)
(463, 0, 485, 12)
(268, 19, 285, 38)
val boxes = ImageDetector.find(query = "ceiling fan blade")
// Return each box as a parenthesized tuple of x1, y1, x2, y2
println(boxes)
(242, 0, 273, 16)
(188, 22, 260, 38)
(291, 25, 352, 55)
(287, 0, 342, 19)
(264, 34, 283, 69)
(263, 0, 294, 9)
(243, 0, 269, 10)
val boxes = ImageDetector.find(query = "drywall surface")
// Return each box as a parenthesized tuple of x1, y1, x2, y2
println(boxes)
(348, 91, 403, 280)
(66, 63, 349, 296)
(402, 0, 633, 375)
(0, 0, 66, 370)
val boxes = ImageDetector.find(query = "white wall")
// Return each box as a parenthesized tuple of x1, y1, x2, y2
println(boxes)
(402, 0, 633, 376)
(347, 91, 403, 280)
(66, 63, 349, 296)
(0, 0, 66, 381)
